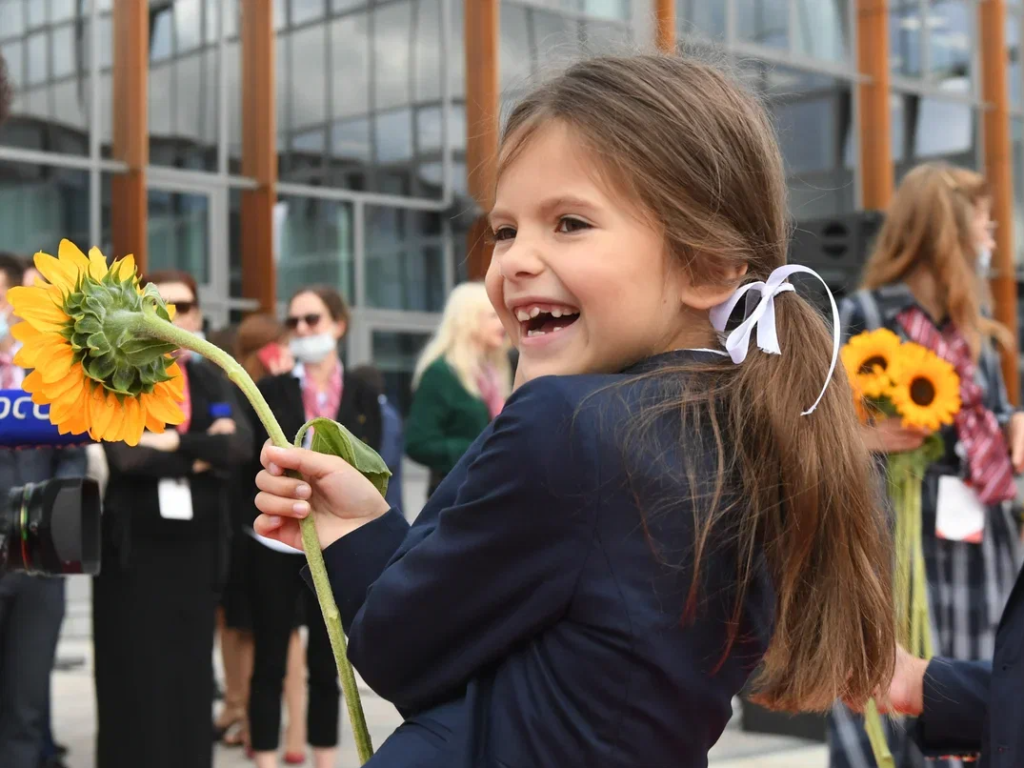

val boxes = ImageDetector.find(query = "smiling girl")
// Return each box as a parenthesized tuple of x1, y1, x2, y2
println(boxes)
(251, 54, 895, 767)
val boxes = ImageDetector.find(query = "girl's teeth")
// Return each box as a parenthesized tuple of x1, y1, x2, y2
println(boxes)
(516, 309, 530, 321)
(551, 308, 562, 318)
(527, 329, 544, 337)
(529, 307, 541, 318)
(552, 327, 562, 332)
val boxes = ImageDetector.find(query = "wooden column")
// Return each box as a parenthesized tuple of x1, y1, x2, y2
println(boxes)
(111, 0, 148, 270)
(464, 0, 500, 281)
(856, 0, 894, 211)
(980, 0, 1020, 404)
(240, 0, 277, 313)
(655, 0, 676, 52)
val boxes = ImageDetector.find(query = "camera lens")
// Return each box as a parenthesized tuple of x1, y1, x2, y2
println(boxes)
(2, 478, 101, 575)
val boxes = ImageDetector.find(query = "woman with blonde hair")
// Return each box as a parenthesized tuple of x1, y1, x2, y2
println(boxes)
(830, 162, 1024, 767)
(406, 282, 511, 496)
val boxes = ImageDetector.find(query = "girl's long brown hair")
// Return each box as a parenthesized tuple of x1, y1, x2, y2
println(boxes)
(862, 162, 1011, 357)
(499, 53, 895, 712)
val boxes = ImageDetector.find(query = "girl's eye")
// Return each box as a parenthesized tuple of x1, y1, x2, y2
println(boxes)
(557, 217, 591, 234)
(492, 226, 516, 242)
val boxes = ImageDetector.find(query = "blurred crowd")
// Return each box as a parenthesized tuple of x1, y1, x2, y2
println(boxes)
(0, 255, 513, 768)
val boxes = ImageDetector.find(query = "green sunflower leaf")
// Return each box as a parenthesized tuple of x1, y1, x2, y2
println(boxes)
(293, 418, 391, 499)
(85, 354, 117, 382)
(122, 341, 180, 366)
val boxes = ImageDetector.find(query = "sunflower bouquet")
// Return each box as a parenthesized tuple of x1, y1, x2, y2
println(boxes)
(842, 328, 962, 768)
(9, 241, 381, 763)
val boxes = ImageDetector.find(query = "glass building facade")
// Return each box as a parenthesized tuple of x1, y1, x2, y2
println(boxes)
(0, 0, 1022, 406)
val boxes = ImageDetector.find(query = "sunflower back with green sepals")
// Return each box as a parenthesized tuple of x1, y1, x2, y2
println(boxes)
(63, 270, 179, 397)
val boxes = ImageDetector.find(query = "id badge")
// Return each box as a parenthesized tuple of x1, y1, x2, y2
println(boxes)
(158, 478, 194, 521)
(935, 475, 985, 544)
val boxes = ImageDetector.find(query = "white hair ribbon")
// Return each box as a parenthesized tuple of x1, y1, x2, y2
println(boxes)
(708, 264, 840, 416)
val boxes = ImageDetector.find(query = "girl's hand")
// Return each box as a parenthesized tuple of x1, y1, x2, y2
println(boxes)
(876, 646, 927, 717)
(254, 443, 390, 551)
(861, 418, 930, 454)
(1006, 412, 1024, 473)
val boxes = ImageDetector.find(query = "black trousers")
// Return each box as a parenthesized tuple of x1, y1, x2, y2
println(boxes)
(0, 574, 64, 768)
(248, 537, 340, 751)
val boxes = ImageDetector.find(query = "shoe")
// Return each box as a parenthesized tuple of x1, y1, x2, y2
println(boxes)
(284, 752, 306, 765)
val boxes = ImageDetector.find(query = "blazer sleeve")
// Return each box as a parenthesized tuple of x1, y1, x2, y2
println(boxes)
(914, 658, 990, 759)
(341, 378, 597, 712)
(404, 363, 475, 471)
(177, 378, 255, 470)
(103, 442, 193, 478)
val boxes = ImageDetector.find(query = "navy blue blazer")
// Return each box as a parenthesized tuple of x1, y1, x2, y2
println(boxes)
(311, 350, 775, 768)
(915, 560, 1024, 767)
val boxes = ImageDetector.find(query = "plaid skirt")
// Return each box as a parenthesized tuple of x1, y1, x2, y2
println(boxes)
(827, 470, 1022, 768)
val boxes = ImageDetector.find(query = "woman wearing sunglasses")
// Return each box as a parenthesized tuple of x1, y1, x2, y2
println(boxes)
(246, 286, 382, 768)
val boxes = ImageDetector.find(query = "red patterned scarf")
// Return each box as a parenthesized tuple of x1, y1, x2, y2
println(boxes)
(301, 363, 343, 422)
(898, 306, 1016, 504)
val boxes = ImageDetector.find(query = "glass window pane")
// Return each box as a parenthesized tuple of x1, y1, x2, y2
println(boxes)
(1013, 118, 1024, 266)
(26, 31, 46, 85)
(290, 25, 327, 127)
(275, 197, 355, 306)
(146, 190, 210, 284)
(292, 0, 325, 25)
(533, 11, 579, 66)
(331, 13, 370, 120)
(51, 0, 76, 23)
(0, 1, 25, 39)
(913, 97, 975, 160)
(582, 0, 631, 22)
(375, 108, 413, 164)
(333, 0, 367, 11)
(2, 41, 23, 87)
(890, 0, 922, 76)
(151, 7, 173, 61)
(928, 0, 972, 85)
(148, 65, 173, 145)
(677, 0, 725, 40)
(795, 0, 849, 63)
(204, 0, 220, 45)
(27, 0, 44, 28)
(581, 19, 631, 54)
(500, 4, 532, 92)
(366, 207, 445, 312)
(175, 0, 202, 53)
(374, 1, 412, 111)
(0, 161, 90, 257)
(52, 25, 75, 78)
(414, 0, 443, 103)
(738, 0, 789, 49)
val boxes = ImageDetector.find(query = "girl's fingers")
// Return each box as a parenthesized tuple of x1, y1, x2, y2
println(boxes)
(255, 470, 312, 500)
(259, 442, 346, 480)
(254, 490, 311, 519)
(253, 514, 303, 551)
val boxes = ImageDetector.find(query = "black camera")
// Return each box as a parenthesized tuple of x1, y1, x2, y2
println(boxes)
(1, 478, 101, 575)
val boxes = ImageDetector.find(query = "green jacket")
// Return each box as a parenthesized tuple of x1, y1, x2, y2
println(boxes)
(405, 358, 492, 476)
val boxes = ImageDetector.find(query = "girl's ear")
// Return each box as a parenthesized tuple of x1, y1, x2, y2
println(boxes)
(679, 263, 748, 311)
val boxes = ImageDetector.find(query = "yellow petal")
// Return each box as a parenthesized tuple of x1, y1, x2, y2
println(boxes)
(104, 402, 126, 443)
(37, 344, 75, 384)
(163, 362, 185, 400)
(7, 286, 69, 331)
(145, 411, 167, 433)
(21, 369, 45, 395)
(13, 331, 66, 369)
(50, 382, 90, 425)
(121, 397, 145, 446)
(10, 321, 42, 344)
(142, 391, 185, 426)
(87, 247, 109, 281)
(58, 240, 90, 273)
(167, 304, 177, 321)
(33, 252, 79, 293)
(88, 387, 116, 438)
(115, 254, 136, 282)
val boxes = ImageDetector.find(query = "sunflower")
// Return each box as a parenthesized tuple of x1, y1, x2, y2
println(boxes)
(841, 328, 904, 399)
(888, 344, 962, 432)
(8, 240, 185, 446)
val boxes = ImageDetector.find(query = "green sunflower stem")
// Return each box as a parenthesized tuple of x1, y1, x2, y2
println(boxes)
(128, 311, 375, 764)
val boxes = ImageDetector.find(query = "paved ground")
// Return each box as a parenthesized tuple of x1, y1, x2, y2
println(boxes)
(51, 462, 828, 767)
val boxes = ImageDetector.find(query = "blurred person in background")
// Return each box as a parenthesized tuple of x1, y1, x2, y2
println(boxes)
(0, 253, 84, 768)
(351, 364, 404, 512)
(247, 287, 381, 768)
(832, 163, 1024, 768)
(213, 313, 309, 759)
(406, 282, 511, 496)
(93, 269, 253, 768)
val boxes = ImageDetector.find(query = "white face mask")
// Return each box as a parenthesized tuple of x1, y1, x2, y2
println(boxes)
(977, 248, 993, 276)
(289, 333, 336, 364)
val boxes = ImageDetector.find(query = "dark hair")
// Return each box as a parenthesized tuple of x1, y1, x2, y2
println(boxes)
(0, 252, 26, 289)
(288, 285, 350, 327)
(0, 52, 12, 125)
(500, 53, 894, 712)
(350, 364, 384, 397)
(236, 313, 288, 381)
(141, 269, 199, 304)
(207, 326, 238, 354)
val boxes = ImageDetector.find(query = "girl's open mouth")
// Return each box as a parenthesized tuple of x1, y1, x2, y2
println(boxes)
(514, 304, 581, 338)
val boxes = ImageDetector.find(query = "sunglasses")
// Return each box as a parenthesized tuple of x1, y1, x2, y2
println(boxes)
(286, 313, 323, 330)
(171, 301, 198, 315)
